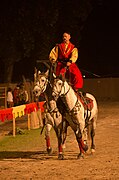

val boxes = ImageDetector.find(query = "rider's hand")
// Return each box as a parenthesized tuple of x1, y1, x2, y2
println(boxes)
(51, 59, 56, 64)
(66, 62, 71, 66)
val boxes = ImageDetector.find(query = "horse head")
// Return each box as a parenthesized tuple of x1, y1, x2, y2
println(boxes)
(52, 75, 70, 97)
(33, 70, 49, 97)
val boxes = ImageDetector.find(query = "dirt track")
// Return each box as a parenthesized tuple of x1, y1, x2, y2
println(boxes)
(0, 101, 119, 180)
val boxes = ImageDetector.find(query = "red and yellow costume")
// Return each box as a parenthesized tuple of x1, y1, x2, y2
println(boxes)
(49, 42, 83, 90)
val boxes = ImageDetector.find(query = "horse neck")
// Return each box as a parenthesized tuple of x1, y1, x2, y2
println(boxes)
(44, 82, 56, 105)
(61, 81, 78, 110)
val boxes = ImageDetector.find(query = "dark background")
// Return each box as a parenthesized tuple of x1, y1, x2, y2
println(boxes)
(80, 1, 119, 78)
(0, 0, 119, 82)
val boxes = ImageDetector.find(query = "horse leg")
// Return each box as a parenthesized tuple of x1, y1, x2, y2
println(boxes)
(87, 118, 96, 153)
(91, 128, 95, 152)
(75, 126, 88, 159)
(45, 123, 53, 155)
(62, 120, 69, 149)
(82, 127, 88, 146)
(54, 127, 64, 160)
(90, 119, 96, 153)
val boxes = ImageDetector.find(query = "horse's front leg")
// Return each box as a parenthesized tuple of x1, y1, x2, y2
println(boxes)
(45, 123, 53, 155)
(75, 126, 88, 159)
(62, 119, 69, 149)
(91, 128, 95, 153)
(55, 127, 64, 160)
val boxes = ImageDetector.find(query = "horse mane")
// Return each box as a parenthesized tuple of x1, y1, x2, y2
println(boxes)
(56, 75, 73, 90)
(38, 72, 48, 79)
(56, 74, 66, 82)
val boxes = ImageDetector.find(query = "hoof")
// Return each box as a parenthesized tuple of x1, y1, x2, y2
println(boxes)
(91, 148, 95, 154)
(77, 153, 84, 159)
(47, 147, 52, 155)
(58, 154, 64, 160)
(62, 144, 66, 149)
(91, 144, 95, 149)
(83, 144, 88, 152)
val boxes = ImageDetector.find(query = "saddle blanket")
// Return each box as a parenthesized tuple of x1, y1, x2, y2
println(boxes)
(78, 95, 94, 111)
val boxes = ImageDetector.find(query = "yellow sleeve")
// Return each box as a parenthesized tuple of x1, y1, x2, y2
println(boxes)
(70, 47, 78, 63)
(49, 45, 58, 63)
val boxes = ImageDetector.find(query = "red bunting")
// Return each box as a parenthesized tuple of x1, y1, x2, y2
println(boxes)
(24, 102, 38, 114)
(37, 101, 45, 112)
(0, 102, 45, 122)
(0, 108, 13, 122)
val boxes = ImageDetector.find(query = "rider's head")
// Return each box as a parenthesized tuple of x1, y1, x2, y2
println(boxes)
(63, 32, 71, 44)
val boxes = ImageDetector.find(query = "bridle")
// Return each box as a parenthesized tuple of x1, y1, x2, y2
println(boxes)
(53, 79, 81, 115)
(52, 79, 71, 98)
(35, 76, 48, 93)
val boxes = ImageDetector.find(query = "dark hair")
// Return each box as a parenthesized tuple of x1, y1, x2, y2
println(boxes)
(7, 87, 12, 92)
(63, 31, 71, 36)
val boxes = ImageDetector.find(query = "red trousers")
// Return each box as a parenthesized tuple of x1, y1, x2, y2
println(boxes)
(56, 62, 83, 90)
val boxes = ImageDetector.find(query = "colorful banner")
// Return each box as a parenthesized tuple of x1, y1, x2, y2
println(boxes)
(0, 102, 45, 122)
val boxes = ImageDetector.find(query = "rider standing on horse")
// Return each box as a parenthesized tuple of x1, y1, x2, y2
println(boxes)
(49, 32, 83, 92)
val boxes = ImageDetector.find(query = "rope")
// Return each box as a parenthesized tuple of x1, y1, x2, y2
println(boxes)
(81, 68, 101, 78)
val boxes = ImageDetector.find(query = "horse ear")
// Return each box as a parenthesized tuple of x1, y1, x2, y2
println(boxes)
(45, 70, 49, 77)
(38, 70, 41, 75)
(59, 74, 65, 82)
(53, 73, 56, 78)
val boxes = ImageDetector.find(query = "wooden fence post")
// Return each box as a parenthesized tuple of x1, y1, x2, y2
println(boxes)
(28, 114, 31, 130)
(13, 114, 16, 137)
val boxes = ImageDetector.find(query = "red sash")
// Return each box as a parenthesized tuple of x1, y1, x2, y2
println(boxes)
(58, 42, 74, 59)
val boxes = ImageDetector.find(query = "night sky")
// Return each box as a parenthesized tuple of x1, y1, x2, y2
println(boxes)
(80, 1, 119, 77)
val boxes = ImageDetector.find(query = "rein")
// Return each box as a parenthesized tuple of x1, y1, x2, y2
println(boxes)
(58, 84, 81, 126)
(61, 92, 80, 114)
(61, 84, 70, 97)
(45, 100, 58, 114)
(52, 81, 70, 98)
(54, 80, 80, 113)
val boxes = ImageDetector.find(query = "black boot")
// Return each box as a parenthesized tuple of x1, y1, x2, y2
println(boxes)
(78, 91, 87, 105)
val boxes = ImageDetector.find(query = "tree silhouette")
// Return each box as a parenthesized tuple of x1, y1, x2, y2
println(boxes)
(0, 0, 94, 83)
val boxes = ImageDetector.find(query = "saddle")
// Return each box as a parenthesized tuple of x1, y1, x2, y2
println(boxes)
(77, 92, 94, 111)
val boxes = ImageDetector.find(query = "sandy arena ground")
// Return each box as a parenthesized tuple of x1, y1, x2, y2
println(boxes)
(0, 101, 119, 180)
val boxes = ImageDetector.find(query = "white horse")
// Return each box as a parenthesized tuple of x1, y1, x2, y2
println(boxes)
(33, 71, 69, 159)
(52, 76, 98, 158)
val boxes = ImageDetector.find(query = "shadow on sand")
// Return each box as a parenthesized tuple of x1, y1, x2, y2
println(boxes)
(0, 150, 59, 160)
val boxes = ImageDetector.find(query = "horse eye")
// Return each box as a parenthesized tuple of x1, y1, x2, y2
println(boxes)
(41, 79, 45, 82)
(58, 82, 62, 86)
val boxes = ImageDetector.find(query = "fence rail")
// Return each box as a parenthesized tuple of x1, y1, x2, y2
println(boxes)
(82, 77, 119, 101)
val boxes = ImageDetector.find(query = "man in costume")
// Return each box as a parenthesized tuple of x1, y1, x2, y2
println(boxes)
(49, 32, 83, 91)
